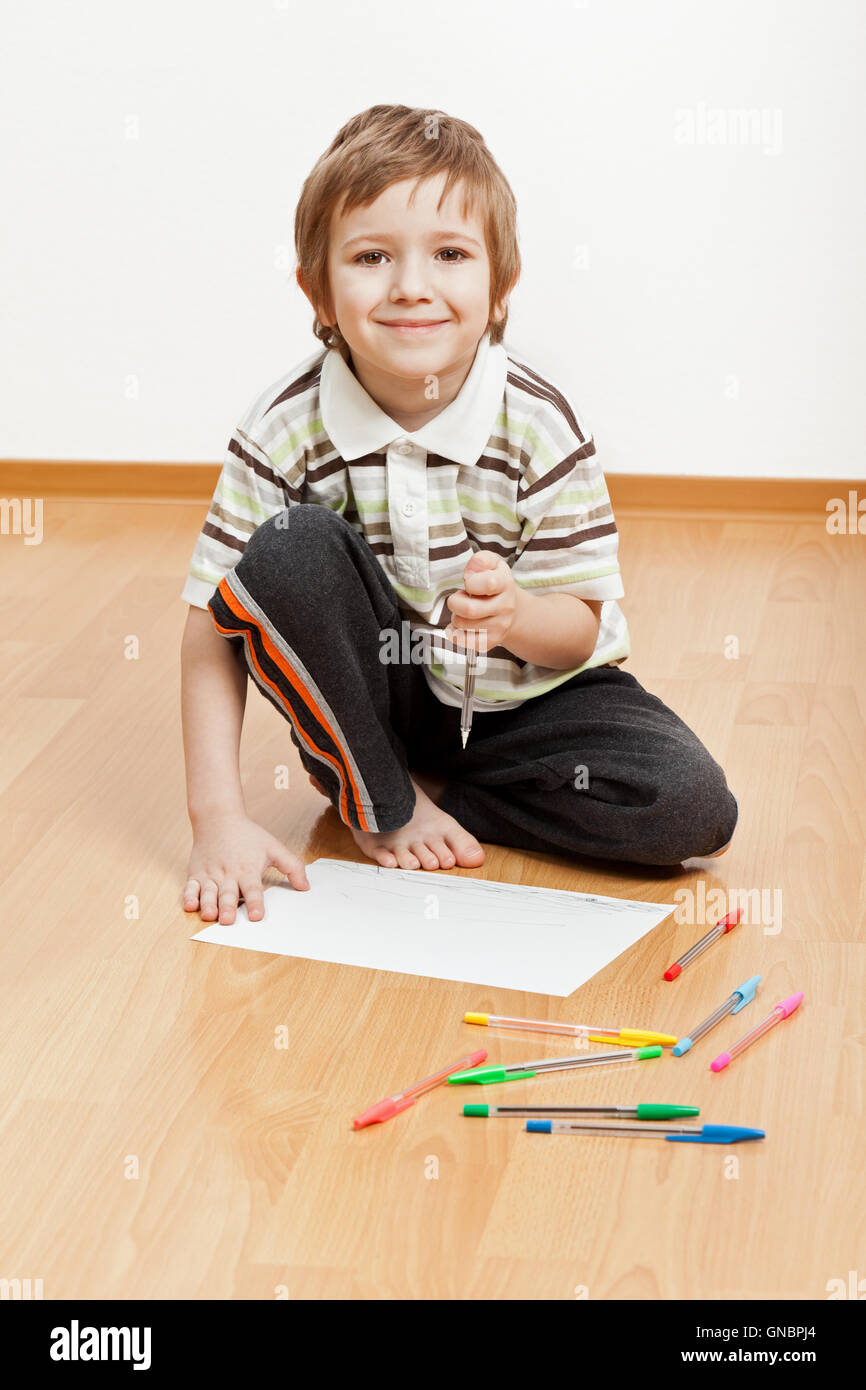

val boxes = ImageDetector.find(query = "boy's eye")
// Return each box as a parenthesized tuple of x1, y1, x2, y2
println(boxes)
(355, 248, 467, 266)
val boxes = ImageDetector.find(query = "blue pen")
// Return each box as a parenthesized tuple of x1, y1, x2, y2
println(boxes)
(672, 975, 761, 1056)
(526, 1120, 764, 1144)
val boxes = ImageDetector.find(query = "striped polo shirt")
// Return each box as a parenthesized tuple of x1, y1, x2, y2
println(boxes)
(181, 331, 630, 711)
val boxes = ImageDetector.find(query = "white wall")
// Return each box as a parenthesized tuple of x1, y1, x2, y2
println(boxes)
(1, 0, 863, 478)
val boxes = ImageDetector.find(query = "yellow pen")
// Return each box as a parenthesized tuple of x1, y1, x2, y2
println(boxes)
(464, 1011, 677, 1048)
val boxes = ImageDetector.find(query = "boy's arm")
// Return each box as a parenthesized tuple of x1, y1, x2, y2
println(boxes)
(504, 591, 602, 670)
(181, 605, 249, 824)
(503, 404, 624, 668)
(180, 605, 310, 921)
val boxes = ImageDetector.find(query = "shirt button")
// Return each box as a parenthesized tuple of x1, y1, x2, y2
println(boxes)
(402, 501, 416, 516)
(397, 441, 412, 454)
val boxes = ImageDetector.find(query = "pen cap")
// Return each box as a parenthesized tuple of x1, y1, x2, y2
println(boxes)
(526, 1121, 552, 1133)
(448, 1067, 536, 1085)
(668, 1124, 764, 1144)
(635, 1104, 700, 1120)
(620, 1029, 679, 1046)
(720, 909, 743, 933)
(636, 1046, 663, 1060)
(353, 1097, 415, 1128)
(463, 1105, 490, 1117)
(731, 975, 761, 1013)
(776, 991, 803, 1018)
(464, 1013, 488, 1026)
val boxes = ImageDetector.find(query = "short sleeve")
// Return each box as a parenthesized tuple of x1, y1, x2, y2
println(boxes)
(510, 427, 624, 603)
(180, 416, 304, 610)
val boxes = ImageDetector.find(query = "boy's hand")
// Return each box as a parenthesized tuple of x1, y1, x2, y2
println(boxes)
(443, 550, 522, 652)
(183, 812, 310, 925)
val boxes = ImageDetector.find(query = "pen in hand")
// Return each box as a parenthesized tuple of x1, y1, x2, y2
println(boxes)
(460, 640, 477, 749)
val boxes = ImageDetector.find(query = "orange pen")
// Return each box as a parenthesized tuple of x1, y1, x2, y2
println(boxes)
(353, 1049, 488, 1128)
(664, 909, 743, 980)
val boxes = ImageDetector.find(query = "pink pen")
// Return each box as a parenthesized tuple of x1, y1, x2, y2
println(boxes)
(353, 1049, 487, 1128)
(710, 992, 803, 1072)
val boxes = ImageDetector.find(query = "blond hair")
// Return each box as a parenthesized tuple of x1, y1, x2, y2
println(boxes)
(294, 105, 520, 349)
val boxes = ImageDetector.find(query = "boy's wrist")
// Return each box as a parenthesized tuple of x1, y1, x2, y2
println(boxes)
(503, 584, 536, 655)
(189, 798, 247, 830)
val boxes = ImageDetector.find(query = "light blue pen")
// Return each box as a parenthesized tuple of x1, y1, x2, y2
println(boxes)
(672, 975, 761, 1056)
(526, 1120, 764, 1144)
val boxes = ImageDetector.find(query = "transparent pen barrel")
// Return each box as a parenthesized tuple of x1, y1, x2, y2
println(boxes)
(533, 1048, 636, 1072)
(727, 1009, 781, 1059)
(688, 996, 736, 1043)
(493, 1016, 594, 1037)
(550, 1122, 691, 1138)
(677, 925, 722, 969)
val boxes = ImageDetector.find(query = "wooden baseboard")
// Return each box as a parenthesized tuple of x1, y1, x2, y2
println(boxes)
(0, 459, 860, 515)
(0, 460, 221, 502)
(606, 474, 861, 517)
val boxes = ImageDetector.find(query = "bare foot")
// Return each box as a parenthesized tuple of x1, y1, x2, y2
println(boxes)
(306, 769, 484, 871)
(352, 778, 485, 871)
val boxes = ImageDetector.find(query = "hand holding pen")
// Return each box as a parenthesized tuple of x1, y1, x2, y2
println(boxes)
(444, 551, 519, 748)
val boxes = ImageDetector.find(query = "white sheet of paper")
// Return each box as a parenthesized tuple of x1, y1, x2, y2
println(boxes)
(190, 858, 674, 997)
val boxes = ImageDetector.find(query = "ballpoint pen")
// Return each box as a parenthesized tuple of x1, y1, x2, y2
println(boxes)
(460, 641, 477, 749)
(353, 1048, 487, 1127)
(710, 991, 803, 1072)
(464, 1010, 677, 1047)
(663, 908, 743, 980)
(526, 1120, 765, 1144)
(672, 975, 760, 1056)
(464, 1103, 700, 1120)
(448, 1045, 662, 1084)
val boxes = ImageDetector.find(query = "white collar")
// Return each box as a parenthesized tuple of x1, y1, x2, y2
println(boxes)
(319, 331, 508, 465)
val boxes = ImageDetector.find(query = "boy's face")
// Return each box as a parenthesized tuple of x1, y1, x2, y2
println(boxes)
(311, 173, 504, 382)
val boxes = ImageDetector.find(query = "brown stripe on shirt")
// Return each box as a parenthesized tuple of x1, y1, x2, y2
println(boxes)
(471, 451, 522, 483)
(263, 361, 323, 415)
(506, 361, 587, 441)
(521, 520, 618, 550)
(519, 439, 597, 500)
(227, 436, 297, 497)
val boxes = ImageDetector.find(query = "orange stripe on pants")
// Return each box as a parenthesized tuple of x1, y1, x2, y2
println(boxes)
(212, 577, 371, 832)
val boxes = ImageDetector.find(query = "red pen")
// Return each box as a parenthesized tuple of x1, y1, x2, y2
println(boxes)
(353, 1049, 487, 1128)
(663, 909, 743, 981)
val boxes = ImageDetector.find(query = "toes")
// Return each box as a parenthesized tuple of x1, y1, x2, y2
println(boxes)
(447, 833, 485, 867)
(428, 838, 455, 868)
(375, 849, 397, 868)
(409, 841, 440, 870)
(394, 847, 421, 870)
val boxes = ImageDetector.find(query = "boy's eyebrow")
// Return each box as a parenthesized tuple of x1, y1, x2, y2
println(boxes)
(340, 230, 483, 250)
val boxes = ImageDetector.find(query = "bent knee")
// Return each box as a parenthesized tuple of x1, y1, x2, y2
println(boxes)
(234, 503, 347, 601)
(642, 750, 739, 865)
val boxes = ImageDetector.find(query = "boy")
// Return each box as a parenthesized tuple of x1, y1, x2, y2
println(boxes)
(180, 104, 738, 928)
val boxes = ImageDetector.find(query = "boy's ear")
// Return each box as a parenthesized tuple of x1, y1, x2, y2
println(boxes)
(296, 269, 336, 333)
(296, 267, 316, 308)
(492, 274, 519, 323)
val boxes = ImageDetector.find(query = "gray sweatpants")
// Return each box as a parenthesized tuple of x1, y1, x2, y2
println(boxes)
(207, 504, 738, 867)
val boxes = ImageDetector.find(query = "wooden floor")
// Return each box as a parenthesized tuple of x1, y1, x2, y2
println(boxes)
(0, 497, 863, 1300)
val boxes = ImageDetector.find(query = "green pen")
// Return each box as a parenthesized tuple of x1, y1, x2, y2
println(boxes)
(464, 1103, 700, 1119)
(448, 1044, 663, 1084)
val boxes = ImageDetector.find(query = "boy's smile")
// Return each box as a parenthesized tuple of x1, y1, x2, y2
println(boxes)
(298, 172, 509, 430)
